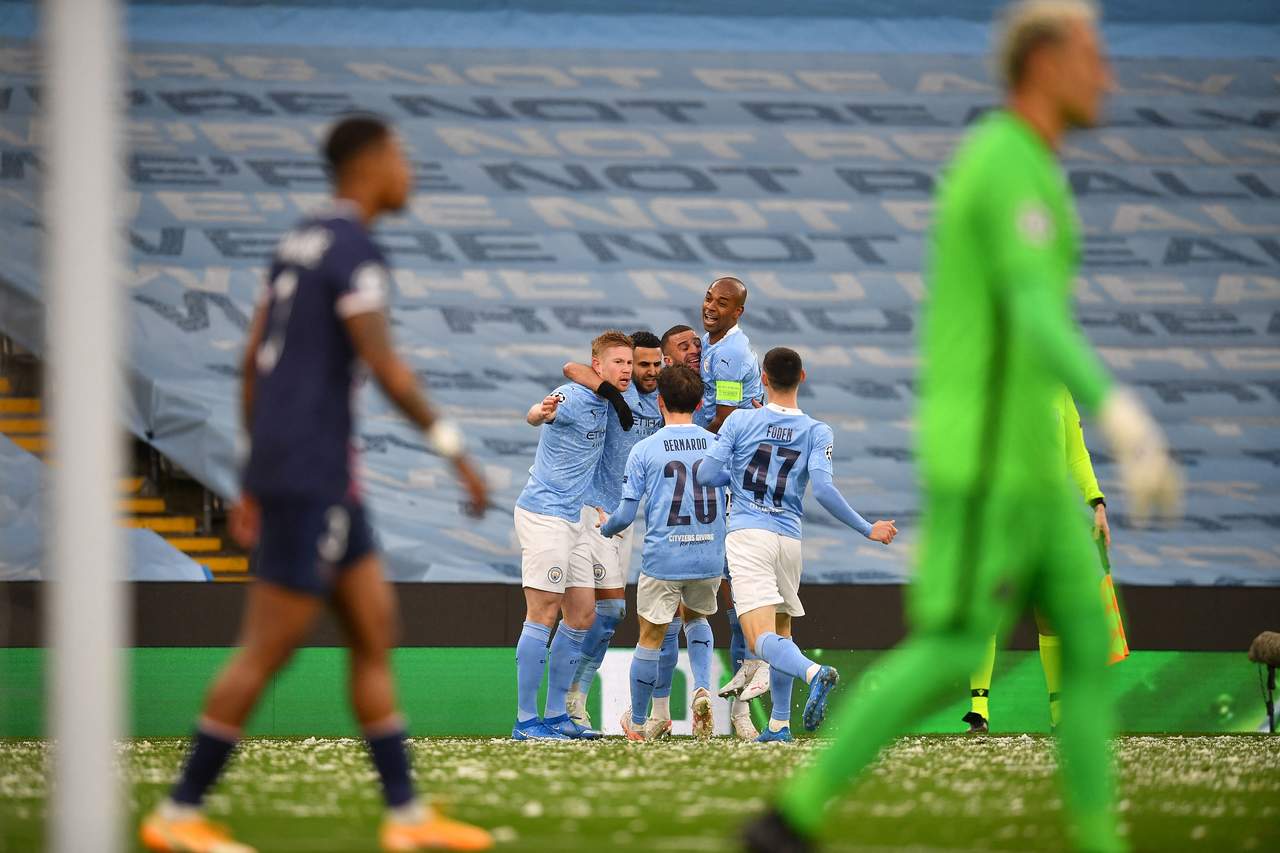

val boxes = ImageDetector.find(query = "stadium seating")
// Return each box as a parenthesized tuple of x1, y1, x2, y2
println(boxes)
(0, 5, 1275, 587)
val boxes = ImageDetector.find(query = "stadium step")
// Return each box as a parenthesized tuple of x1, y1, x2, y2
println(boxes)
(197, 556, 249, 573)
(0, 398, 40, 414)
(123, 516, 197, 533)
(213, 572, 251, 583)
(0, 376, 10, 393)
(10, 435, 46, 453)
(164, 536, 223, 553)
(0, 417, 43, 434)
(119, 476, 145, 494)
(119, 497, 166, 514)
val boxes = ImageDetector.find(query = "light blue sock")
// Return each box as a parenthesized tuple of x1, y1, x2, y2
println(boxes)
(683, 617, 714, 693)
(653, 618, 683, 699)
(573, 599, 625, 694)
(544, 623, 588, 718)
(727, 606, 747, 673)
(629, 646, 661, 726)
(770, 666, 794, 724)
(515, 621, 551, 723)
(755, 632, 817, 683)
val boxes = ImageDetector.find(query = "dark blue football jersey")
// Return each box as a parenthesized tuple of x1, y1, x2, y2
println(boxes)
(243, 204, 389, 502)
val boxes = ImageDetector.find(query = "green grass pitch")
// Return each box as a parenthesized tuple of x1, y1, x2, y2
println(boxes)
(1, 735, 1277, 852)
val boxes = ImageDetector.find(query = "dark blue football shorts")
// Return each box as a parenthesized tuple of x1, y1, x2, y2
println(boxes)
(254, 495, 376, 596)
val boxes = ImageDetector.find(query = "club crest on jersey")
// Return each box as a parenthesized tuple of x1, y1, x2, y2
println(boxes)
(547, 566, 564, 585)
(592, 563, 606, 581)
(552, 392, 567, 404)
(1016, 201, 1053, 246)
(825, 444, 833, 462)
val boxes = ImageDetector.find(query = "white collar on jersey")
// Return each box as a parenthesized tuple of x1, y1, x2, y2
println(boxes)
(664, 422, 700, 429)
(714, 325, 743, 342)
(766, 402, 803, 416)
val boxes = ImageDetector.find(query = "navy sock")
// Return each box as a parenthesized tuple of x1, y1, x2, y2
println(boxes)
(683, 617, 714, 693)
(770, 667, 794, 725)
(171, 722, 238, 806)
(654, 618, 683, 699)
(727, 606, 747, 673)
(545, 622, 588, 718)
(365, 723, 415, 808)
(515, 620, 551, 723)
(629, 646, 661, 726)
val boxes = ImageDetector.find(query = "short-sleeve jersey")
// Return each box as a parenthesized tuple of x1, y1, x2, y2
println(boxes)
(695, 325, 763, 429)
(516, 383, 610, 522)
(622, 424, 725, 580)
(587, 384, 663, 511)
(705, 404, 834, 539)
(920, 110, 1109, 496)
(244, 206, 389, 503)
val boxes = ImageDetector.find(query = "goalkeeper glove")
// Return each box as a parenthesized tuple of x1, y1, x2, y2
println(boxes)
(597, 381, 634, 431)
(1098, 386, 1181, 523)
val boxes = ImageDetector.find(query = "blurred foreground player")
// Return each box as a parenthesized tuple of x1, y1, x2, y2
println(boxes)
(141, 115, 493, 853)
(746, 3, 1179, 851)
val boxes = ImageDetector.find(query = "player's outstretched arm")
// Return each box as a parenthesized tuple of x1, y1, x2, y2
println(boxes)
(599, 498, 639, 538)
(562, 361, 602, 392)
(693, 455, 731, 488)
(705, 404, 736, 435)
(344, 310, 488, 516)
(527, 394, 561, 426)
(810, 469, 895, 542)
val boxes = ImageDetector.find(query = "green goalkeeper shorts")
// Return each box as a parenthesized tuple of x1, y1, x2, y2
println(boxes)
(907, 486, 1108, 643)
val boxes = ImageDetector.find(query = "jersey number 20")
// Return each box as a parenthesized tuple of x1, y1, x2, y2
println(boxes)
(663, 459, 718, 527)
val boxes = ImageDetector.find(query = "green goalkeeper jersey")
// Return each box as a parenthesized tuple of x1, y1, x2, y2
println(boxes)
(919, 111, 1112, 496)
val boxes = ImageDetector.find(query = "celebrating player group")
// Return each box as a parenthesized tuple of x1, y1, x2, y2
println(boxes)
(511, 278, 899, 743)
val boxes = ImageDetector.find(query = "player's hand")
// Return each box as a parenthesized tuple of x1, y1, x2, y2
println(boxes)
(868, 519, 898, 544)
(229, 493, 261, 549)
(539, 394, 561, 421)
(751, 397, 764, 409)
(1099, 387, 1182, 524)
(452, 456, 489, 518)
(1093, 503, 1111, 549)
(594, 506, 607, 528)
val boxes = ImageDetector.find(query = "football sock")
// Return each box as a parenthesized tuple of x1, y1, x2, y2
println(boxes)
(573, 599, 626, 695)
(731, 698, 751, 719)
(1039, 633, 1063, 727)
(653, 617, 683, 701)
(727, 607, 748, 671)
(629, 646, 661, 726)
(170, 719, 238, 806)
(515, 620, 551, 723)
(651, 696, 671, 720)
(970, 634, 997, 720)
(770, 667, 794, 727)
(754, 632, 818, 683)
(545, 622, 588, 719)
(683, 617, 714, 693)
(364, 718, 415, 808)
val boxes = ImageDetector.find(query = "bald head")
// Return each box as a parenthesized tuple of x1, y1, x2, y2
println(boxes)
(702, 276, 747, 340)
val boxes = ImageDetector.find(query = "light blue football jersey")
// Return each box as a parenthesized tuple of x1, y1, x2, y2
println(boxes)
(621, 424, 726, 581)
(695, 325, 764, 429)
(516, 383, 609, 522)
(705, 404, 834, 539)
(587, 384, 663, 510)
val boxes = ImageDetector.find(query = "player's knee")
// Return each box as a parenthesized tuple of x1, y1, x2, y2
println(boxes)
(595, 598, 626, 623)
